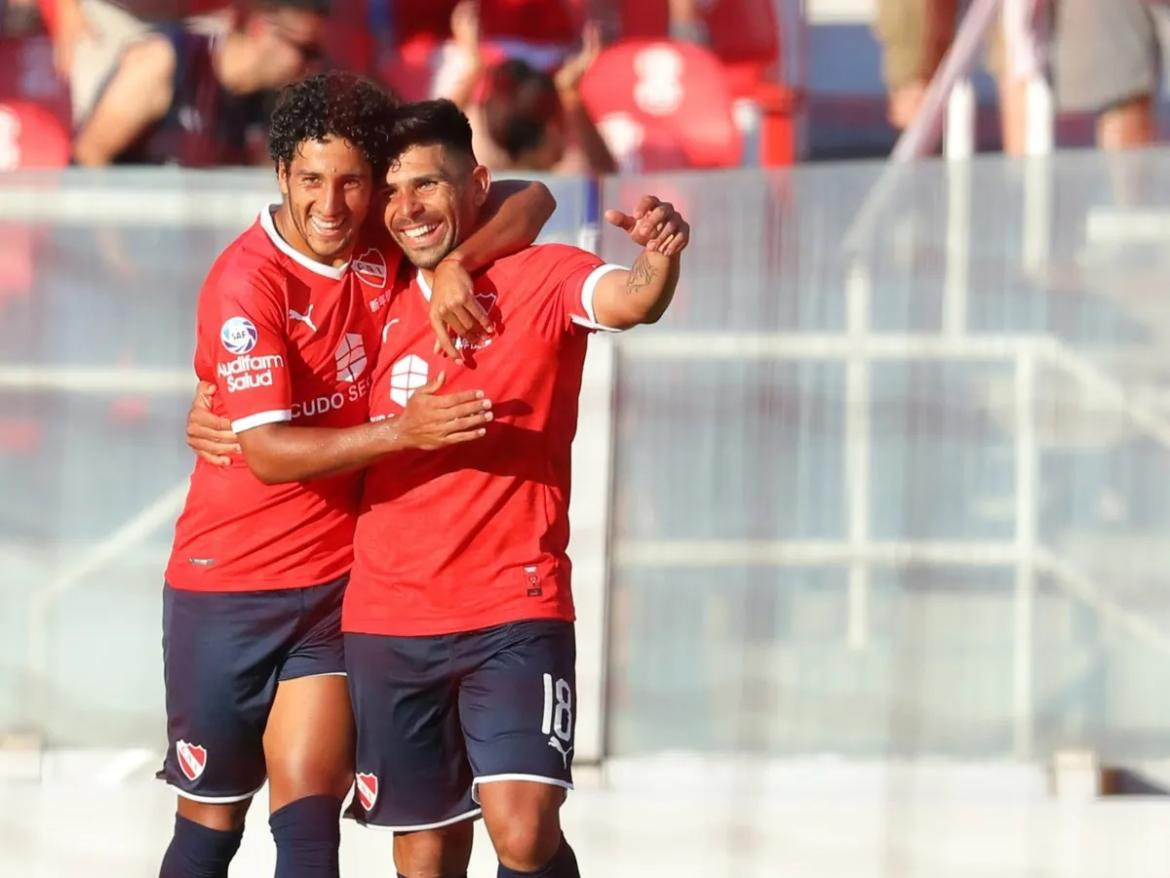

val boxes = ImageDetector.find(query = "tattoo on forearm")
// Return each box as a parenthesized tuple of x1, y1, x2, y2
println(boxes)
(626, 253, 657, 295)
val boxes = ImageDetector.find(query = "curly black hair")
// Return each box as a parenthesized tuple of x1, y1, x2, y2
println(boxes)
(267, 72, 397, 182)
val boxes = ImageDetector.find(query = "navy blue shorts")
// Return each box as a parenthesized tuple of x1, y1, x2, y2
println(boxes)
(158, 576, 347, 802)
(345, 619, 576, 830)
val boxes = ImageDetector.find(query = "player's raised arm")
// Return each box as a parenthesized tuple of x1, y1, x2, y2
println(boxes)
(591, 195, 691, 329)
(236, 372, 492, 485)
(428, 179, 556, 359)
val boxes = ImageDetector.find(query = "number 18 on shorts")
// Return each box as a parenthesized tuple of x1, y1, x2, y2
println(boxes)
(344, 620, 577, 830)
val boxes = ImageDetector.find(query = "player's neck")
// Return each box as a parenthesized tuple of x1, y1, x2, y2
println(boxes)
(272, 206, 351, 268)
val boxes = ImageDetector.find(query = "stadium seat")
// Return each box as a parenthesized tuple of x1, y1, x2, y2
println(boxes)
(0, 100, 71, 169)
(0, 36, 71, 169)
(578, 39, 742, 172)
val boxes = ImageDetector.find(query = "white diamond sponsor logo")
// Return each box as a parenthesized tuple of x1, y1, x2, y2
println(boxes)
(335, 333, 367, 382)
(390, 355, 428, 407)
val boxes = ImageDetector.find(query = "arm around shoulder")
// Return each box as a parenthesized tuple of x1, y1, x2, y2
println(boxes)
(446, 178, 557, 271)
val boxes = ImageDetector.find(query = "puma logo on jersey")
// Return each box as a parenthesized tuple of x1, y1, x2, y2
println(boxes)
(289, 305, 317, 333)
(547, 736, 573, 769)
(382, 318, 400, 345)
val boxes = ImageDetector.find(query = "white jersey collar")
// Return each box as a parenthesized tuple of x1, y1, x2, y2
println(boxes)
(416, 268, 434, 302)
(259, 205, 349, 280)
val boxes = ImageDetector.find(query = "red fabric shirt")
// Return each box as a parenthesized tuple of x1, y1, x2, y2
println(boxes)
(343, 244, 622, 636)
(166, 209, 402, 592)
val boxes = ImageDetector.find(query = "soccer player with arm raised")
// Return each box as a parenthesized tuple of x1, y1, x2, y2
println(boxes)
(340, 98, 688, 878)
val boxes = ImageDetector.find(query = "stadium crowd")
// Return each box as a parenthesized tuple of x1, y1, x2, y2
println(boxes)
(2, 0, 1168, 169)
(0, 0, 785, 171)
(876, 0, 1170, 154)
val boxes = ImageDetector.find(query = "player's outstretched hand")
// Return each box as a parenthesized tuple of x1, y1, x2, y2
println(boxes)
(396, 371, 493, 451)
(604, 195, 690, 257)
(187, 381, 240, 466)
(430, 257, 495, 362)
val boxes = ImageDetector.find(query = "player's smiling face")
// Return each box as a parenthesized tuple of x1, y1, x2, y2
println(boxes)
(383, 143, 489, 271)
(276, 136, 373, 267)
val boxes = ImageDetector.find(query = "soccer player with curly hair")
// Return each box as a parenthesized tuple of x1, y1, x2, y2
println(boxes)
(158, 71, 554, 878)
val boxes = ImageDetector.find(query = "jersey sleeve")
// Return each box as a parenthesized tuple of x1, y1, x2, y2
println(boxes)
(198, 265, 293, 433)
(526, 244, 627, 335)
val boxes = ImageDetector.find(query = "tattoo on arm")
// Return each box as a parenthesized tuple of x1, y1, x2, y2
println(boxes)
(625, 253, 657, 295)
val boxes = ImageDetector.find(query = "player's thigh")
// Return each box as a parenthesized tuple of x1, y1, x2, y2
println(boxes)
(344, 631, 478, 831)
(264, 575, 353, 810)
(393, 822, 475, 878)
(460, 620, 576, 804)
(160, 584, 289, 802)
(264, 674, 354, 811)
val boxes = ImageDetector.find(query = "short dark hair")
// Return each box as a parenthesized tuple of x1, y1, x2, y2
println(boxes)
(267, 72, 396, 180)
(482, 59, 561, 161)
(386, 99, 477, 168)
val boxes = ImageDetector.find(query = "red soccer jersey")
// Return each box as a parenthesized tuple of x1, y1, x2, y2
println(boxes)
(166, 208, 402, 592)
(343, 244, 623, 636)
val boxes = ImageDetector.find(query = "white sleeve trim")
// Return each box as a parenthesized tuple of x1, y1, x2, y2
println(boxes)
(571, 263, 627, 333)
(230, 409, 291, 433)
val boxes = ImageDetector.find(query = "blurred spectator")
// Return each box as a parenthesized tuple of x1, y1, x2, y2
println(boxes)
(873, 0, 933, 131)
(873, 0, 1045, 155)
(3, 0, 43, 33)
(1052, 0, 1169, 150)
(45, 0, 232, 126)
(72, 0, 326, 165)
(394, 0, 577, 64)
(603, 0, 782, 71)
(381, 0, 580, 101)
(440, 2, 614, 174)
(665, 0, 709, 44)
(601, 0, 717, 43)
